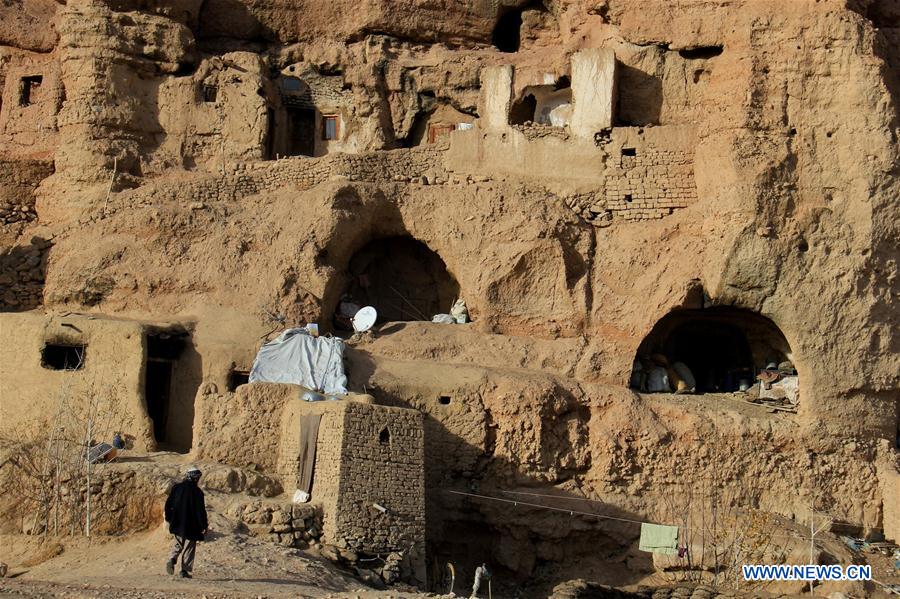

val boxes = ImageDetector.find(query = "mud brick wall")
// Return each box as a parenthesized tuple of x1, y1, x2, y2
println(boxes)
(551, 126, 699, 227)
(326, 402, 426, 556)
(308, 74, 348, 108)
(604, 143, 698, 221)
(105, 146, 448, 214)
(0, 54, 64, 156)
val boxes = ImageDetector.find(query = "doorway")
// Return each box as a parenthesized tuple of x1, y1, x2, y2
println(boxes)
(145, 359, 173, 442)
(144, 331, 195, 451)
(287, 107, 316, 156)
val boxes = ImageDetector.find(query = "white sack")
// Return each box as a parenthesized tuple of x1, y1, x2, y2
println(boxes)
(759, 375, 800, 405)
(450, 298, 469, 324)
(249, 328, 348, 395)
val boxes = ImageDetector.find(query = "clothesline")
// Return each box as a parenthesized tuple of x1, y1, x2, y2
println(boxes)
(445, 489, 662, 526)
(445, 489, 841, 544)
(503, 490, 882, 533)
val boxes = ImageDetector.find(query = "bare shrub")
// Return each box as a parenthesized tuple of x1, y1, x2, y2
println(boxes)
(0, 357, 123, 538)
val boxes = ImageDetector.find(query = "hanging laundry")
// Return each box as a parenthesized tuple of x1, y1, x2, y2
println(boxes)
(639, 522, 679, 555)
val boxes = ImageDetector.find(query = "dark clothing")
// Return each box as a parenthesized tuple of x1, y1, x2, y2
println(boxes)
(164, 480, 207, 541)
(168, 536, 196, 573)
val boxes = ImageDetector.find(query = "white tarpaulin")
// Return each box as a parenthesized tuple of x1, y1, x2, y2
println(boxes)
(249, 328, 348, 395)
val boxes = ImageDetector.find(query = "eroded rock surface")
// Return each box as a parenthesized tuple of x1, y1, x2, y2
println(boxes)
(0, 0, 898, 596)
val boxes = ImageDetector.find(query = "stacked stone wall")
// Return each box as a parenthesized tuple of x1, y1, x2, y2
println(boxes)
(0, 159, 53, 227)
(604, 143, 697, 221)
(230, 499, 323, 549)
(0, 159, 55, 310)
(330, 402, 426, 556)
(106, 146, 447, 213)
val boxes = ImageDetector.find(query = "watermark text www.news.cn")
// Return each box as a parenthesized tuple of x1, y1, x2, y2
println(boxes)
(742, 564, 871, 581)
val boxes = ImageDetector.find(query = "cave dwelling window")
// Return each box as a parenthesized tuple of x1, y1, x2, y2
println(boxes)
(322, 115, 340, 141)
(228, 369, 250, 391)
(202, 84, 218, 103)
(41, 343, 86, 371)
(19, 75, 43, 107)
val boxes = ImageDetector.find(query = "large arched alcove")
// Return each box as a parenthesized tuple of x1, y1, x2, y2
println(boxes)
(336, 236, 460, 326)
(631, 307, 794, 394)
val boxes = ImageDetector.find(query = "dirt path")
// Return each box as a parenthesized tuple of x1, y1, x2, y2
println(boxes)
(0, 525, 431, 599)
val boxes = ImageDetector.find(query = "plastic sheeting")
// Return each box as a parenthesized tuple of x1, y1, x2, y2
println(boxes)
(249, 328, 348, 395)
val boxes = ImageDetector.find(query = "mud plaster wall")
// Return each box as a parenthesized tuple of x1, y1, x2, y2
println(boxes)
(0, 312, 153, 450)
(154, 52, 268, 172)
(275, 398, 345, 496)
(881, 460, 900, 542)
(192, 382, 298, 473)
(0, 49, 62, 158)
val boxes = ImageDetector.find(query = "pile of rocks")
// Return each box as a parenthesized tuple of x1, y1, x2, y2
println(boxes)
(0, 200, 37, 225)
(0, 236, 51, 310)
(230, 500, 322, 548)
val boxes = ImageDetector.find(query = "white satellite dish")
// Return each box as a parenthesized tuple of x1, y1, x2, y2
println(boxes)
(352, 306, 377, 333)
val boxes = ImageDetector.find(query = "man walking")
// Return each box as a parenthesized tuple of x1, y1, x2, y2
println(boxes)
(164, 466, 208, 578)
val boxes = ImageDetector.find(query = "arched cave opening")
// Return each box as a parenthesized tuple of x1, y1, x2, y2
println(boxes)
(335, 236, 460, 327)
(630, 307, 794, 395)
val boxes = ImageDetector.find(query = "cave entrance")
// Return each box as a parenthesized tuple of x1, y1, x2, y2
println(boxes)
(285, 107, 316, 157)
(144, 330, 199, 452)
(491, 1, 545, 53)
(492, 9, 524, 53)
(338, 236, 459, 326)
(631, 307, 793, 394)
(265, 77, 317, 158)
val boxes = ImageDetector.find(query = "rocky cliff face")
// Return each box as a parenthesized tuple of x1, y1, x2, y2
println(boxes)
(0, 0, 897, 594)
